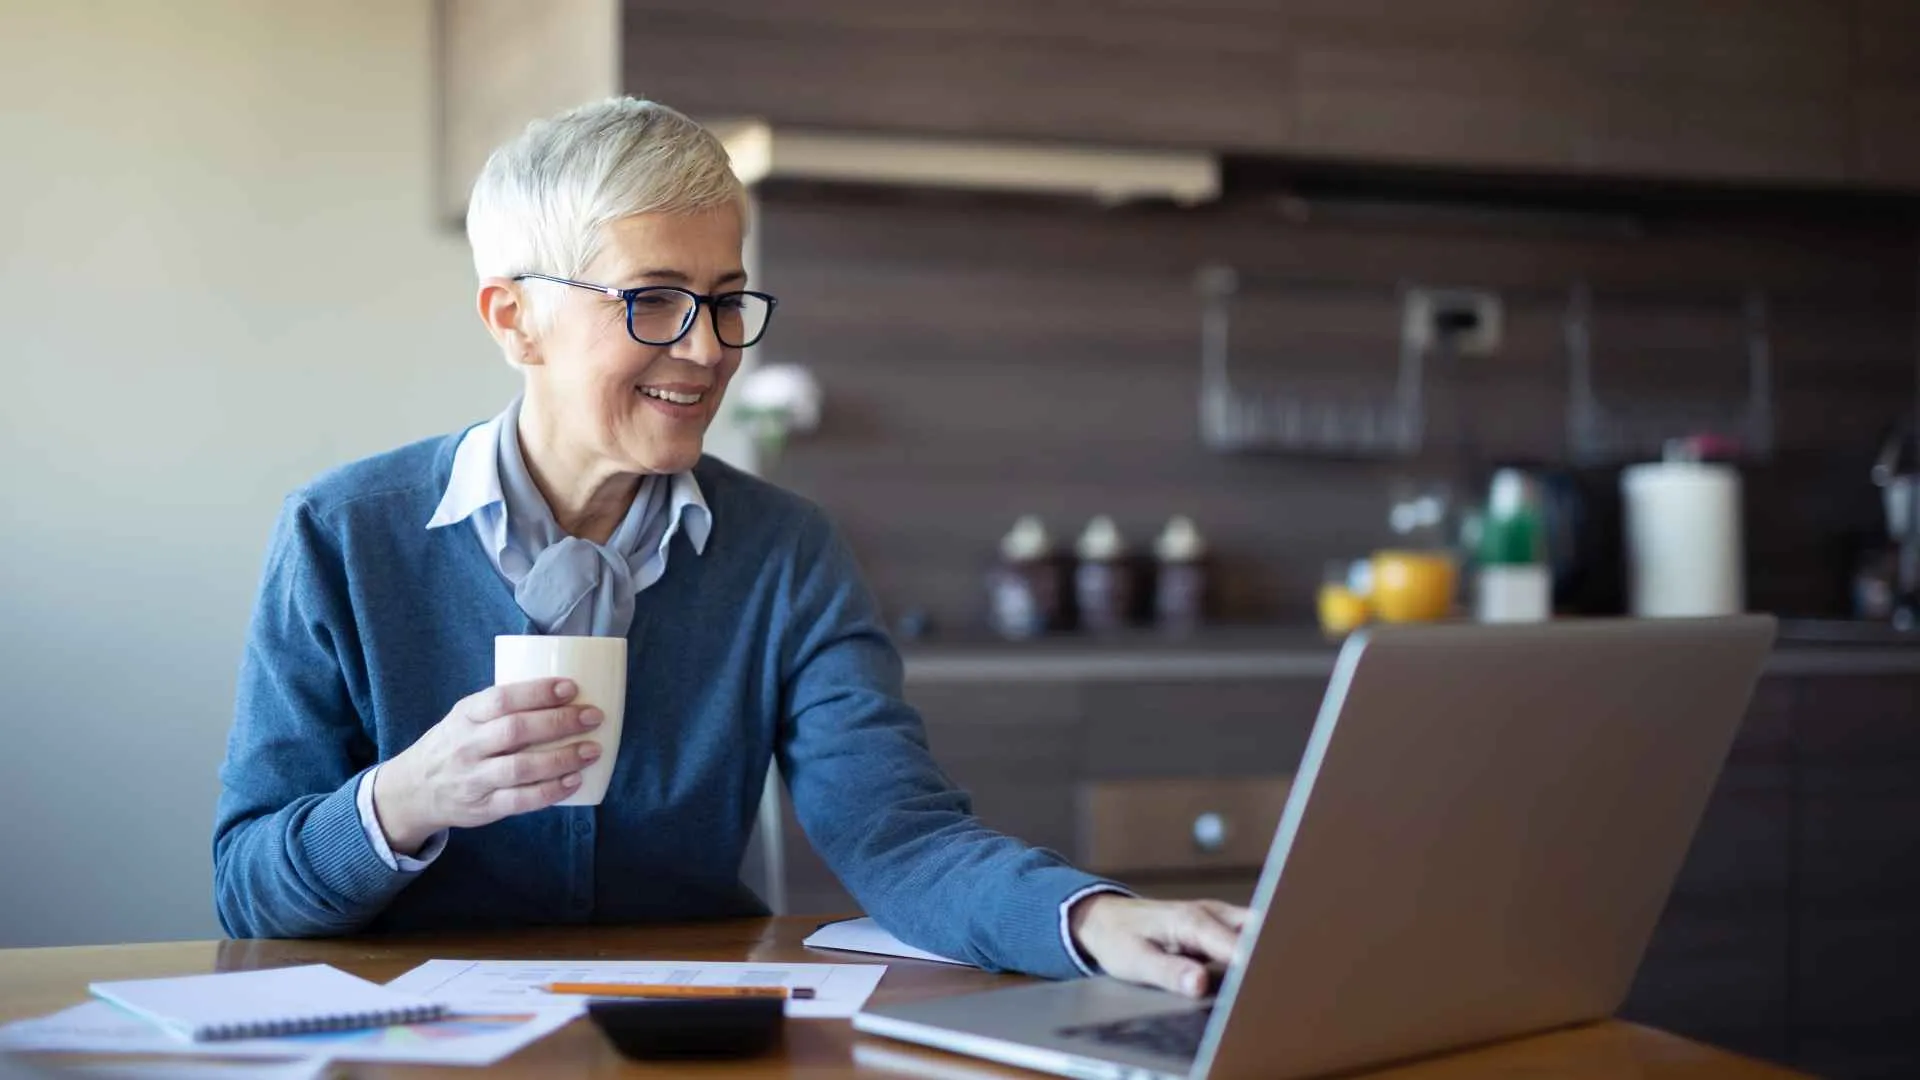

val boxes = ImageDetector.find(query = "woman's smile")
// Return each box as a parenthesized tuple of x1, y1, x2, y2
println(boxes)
(634, 380, 710, 419)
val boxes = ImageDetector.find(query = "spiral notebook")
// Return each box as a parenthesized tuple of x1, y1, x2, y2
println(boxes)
(89, 963, 446, 1042)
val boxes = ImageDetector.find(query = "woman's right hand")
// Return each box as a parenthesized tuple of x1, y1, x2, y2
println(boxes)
(372, 678, 602, 855)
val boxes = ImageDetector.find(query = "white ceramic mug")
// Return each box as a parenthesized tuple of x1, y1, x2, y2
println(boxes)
(493, 635, 627, 807)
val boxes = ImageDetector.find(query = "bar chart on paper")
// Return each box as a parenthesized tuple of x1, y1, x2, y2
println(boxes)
(385, 959, 887, 1019)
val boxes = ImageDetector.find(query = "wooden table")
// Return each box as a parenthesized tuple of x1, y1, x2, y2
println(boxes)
(0, 917, 1809, 1078)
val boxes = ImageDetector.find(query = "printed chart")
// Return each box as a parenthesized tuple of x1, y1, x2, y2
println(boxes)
(386, 959, 888, 1019)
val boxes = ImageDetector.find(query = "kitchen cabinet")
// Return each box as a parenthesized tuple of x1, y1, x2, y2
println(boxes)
(620, 0, 1295, 155)
(1850, 0, 1920, 189)
(1078, 678, 1318, 779)
(1288, 1, 1851, 184)
(1791, 676, 1920, 1078)
(1626, 910, 1792, 1063)
(1077, 775, 1294, 888)
(1077, 678, 1317, 902)
(773, 677, 1317, 914)
(619, 0, 1913, 190)
(436, 5, 1920, 225)
(1617, 680, 1793, 1062)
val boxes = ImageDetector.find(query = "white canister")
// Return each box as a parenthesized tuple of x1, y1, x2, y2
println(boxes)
(1622, 460, 1745, 618)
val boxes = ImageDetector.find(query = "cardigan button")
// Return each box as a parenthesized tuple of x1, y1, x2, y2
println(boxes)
(573, 817, 592, 835)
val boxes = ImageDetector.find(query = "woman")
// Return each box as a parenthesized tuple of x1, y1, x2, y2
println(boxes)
(212, 97, 1243, 995)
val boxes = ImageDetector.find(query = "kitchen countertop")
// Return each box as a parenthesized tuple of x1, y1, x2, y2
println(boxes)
(898, 621, 1920, 683)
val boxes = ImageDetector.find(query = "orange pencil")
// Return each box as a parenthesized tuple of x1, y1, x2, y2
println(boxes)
(541, 982, 816, 1000)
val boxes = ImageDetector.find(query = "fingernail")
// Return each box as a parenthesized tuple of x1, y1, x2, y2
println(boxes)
(554, 679, 577, 698)
(562, 772, 583, 788)
(578, 743, 601, 761)
(1185, 972, 1204, 996)
(580, 707, 603, 728)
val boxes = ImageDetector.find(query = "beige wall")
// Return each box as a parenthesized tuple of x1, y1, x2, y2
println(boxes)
(0, 1, 521, 945)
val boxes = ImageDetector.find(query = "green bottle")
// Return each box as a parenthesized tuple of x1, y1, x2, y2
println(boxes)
(1476, 469, 1551, 623)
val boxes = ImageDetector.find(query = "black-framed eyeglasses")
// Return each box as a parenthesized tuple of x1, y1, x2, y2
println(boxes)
(512, 272, 778, 348)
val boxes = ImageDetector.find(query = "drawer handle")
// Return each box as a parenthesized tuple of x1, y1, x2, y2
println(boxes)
(1192, 812, 1229, 854)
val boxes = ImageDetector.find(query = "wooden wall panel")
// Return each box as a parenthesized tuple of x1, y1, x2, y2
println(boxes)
(755, 186, 1915, 632)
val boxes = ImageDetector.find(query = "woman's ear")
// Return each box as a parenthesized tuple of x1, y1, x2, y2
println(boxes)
(477, 277, 543, 367)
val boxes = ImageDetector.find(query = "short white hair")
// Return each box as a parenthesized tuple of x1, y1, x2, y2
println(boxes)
(466, 96, 746, 296)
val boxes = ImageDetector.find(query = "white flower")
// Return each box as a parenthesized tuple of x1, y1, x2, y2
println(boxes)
(736, 363, 822, 433)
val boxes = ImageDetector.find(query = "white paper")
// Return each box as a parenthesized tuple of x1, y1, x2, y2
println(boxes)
(386, 958, 887, 1020)
(803, 917, 971, 967)
(34, 1058, 332, 1080)
(0, 1000, 577, 1067)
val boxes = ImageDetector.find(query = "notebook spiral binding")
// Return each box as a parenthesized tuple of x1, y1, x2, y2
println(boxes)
(198, 1002, 446, 1041)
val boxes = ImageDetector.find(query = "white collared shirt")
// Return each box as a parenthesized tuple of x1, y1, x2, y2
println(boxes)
(425, 410, 711, 592)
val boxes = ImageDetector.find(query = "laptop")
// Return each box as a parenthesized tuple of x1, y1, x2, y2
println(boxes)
(853, 616, 1776, 1080)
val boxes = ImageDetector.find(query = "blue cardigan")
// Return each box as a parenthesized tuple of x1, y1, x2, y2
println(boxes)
(212, 432, 1115, 978)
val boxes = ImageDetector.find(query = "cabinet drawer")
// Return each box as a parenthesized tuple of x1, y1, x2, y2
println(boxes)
(1619, 908, 1790, 1063)
(1078, 775, 1293, 876)
(1081, 679, 1321, 778)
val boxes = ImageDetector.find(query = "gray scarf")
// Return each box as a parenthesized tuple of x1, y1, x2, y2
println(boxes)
(495, 397, 668, 637)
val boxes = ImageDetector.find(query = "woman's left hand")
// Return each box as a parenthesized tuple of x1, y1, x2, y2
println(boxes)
(1068, 895, 1251, 997)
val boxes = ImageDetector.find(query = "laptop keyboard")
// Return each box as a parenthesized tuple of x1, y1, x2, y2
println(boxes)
(1058, 1006, 1214, 1061)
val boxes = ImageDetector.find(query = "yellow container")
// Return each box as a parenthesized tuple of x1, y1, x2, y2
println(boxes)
(1369, 550, 1458, 623)
(1317, 583, 1371, 636)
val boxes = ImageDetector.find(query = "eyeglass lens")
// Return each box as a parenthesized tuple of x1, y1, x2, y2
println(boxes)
(628, 289, 772, 348)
